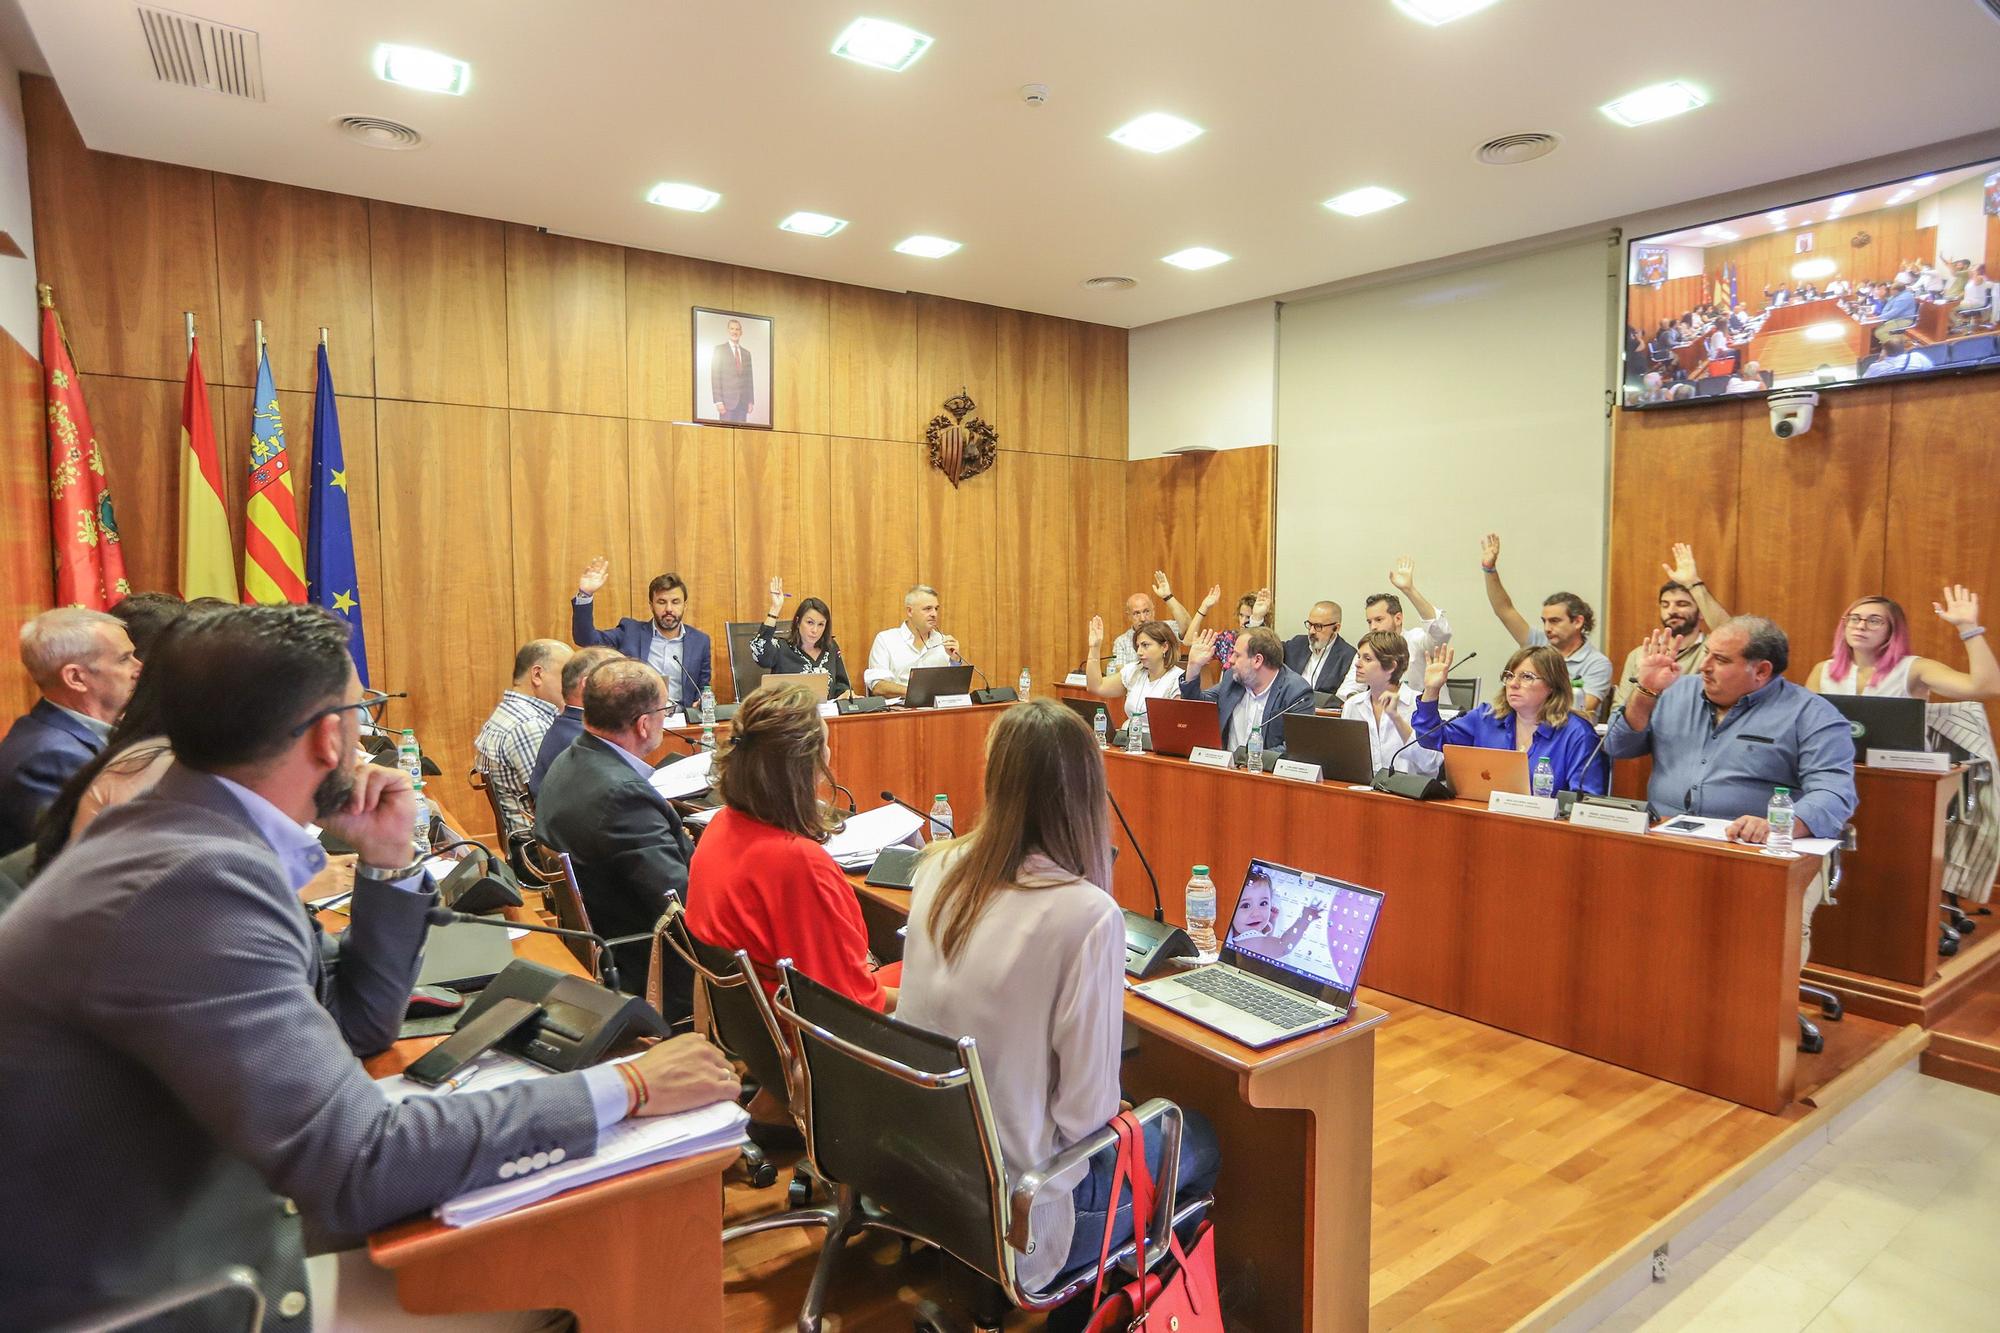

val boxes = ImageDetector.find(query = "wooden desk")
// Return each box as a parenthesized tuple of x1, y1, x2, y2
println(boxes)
(1807, 766, 1957, 988)
(856, 878, 1383, 1333)
(1917, 298, 1962, 344)
(1101, 752, 1816, 1112)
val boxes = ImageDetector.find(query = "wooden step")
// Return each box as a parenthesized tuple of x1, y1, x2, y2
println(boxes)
(1918, 949, 2000, 1094)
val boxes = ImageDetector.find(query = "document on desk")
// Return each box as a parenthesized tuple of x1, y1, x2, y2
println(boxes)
(824, 803, 926, 869)
(648, 750, 716, 800)
(1650, 815, 1837, 856)
(378, 1052, 749, 1228)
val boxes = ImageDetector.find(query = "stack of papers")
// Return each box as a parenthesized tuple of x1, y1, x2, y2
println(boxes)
(1650, 815, 1837, 857)
(649, 750, 716, 800)
(378, 1052, 749, 1228)
(824, 803, 926, 869)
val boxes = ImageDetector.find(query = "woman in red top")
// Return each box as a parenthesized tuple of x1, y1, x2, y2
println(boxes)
(685, 681, 896, 1012)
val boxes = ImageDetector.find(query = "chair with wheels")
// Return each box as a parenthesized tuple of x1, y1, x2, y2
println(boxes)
(469, 766, 538, 881)
(1799, 824, 1857, 1053)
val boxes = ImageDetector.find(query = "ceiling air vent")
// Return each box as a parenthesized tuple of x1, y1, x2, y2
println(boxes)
(1474, 132, 1560, 166)
(137, 6, 264, 101)
(334, 116, 425, 151)
(1082, 276, 1138, 290)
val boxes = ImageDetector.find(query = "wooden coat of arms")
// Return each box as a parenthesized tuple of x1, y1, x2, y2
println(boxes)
(925, 388, 998, 488)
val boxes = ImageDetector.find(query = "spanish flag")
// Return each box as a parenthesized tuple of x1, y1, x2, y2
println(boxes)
(242, 345, 307, 604)
(178, 336, 237, 601)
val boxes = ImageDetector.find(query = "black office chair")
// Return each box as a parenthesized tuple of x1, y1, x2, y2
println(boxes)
(469, 766, 538, 881)
(1444, 677, 1481, 713)
(0, 843, 36, 920)
(64, 1265, 266, 1330)
(772, 961, 1209, 1332)
(1799, 824, 1857, 1054)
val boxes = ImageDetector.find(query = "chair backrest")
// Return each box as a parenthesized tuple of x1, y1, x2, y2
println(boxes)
(774, 962, 1014, 1286)
(469, 765, 511, 839)
(1445, 677, 1480, 713)
(542, 847, 601, 976)
(724, 620, 768, 702)
(0, 844, 35, 921)
(660, 911, 794, 1106)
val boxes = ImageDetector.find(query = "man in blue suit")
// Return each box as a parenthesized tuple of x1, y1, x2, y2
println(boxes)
(1178, 626, 1314, 755)
(571, 556, 713, 711)
(0, 607, 141, 854)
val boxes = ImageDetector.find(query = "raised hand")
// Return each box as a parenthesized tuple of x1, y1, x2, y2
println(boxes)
(1422, 643, 1455, 696)
(1934, 584, 1981, 631)
(1636, 627, 1684, 694)
(1661, 542, 1700, 588)
(1389, 557, 1416, 592)
(1186, 628, 1219, 673)
(1088, 614, 1106, 649)
(578, 555, 611, 596)
(1197, 584, 1222, 614)
(766, 575, 786, 615)
(1153, 570, 1174, 602)
(1251, 587, 1273, 621)
(1479, 533, 1501, 569)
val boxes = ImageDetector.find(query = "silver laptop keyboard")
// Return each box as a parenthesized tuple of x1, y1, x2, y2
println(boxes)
(1179, 967, 1327, 1030)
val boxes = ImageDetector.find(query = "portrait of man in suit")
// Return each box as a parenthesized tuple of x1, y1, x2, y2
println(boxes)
(694, 307, 773, 428)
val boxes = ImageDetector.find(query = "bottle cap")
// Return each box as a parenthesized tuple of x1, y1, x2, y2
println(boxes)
(933, 794, 947, 802)
(1193, 864, 1209, 876)
(1774, 786, 1789, 795)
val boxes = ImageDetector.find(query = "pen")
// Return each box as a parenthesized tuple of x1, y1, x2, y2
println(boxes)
(438, 1065, 483, 1094)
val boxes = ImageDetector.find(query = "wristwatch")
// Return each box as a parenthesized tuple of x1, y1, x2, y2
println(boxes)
(356, 858, 429, 884)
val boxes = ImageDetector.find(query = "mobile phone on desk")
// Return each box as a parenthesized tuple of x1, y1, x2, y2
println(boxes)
(405, 996, 542, 1087)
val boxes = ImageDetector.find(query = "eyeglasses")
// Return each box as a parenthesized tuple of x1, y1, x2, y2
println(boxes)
(1499, 671, 1545, 687)
(288, 689, 408, 737)
(1304, 620, 1337, 631)
(1843, 614, 1889, 629)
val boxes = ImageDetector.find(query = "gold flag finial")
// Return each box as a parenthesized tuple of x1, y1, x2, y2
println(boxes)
(37, 283, 53, 309)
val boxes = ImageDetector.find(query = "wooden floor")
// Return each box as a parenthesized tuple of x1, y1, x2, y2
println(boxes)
(716, 995, 1912, 1331)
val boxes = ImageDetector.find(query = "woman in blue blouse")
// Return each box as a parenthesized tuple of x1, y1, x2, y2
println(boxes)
(1412, 644, 1608, 795)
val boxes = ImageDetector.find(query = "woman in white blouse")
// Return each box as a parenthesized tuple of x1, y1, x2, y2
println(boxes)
(896, 700, 1219, 1302)
(1347, 631, 1443, 778)
(1080, 616, 1183, 723)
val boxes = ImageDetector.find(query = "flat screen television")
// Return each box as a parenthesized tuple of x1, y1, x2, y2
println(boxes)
(1621, 157, 1999, 408)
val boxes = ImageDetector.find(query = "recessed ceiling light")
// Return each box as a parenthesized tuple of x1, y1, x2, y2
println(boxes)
(894, 234, 960, 258)
(1323, 185, 1406, 217)
(1912, 175, 1936, 187)
(1887, 188, 1914, 205)
(1390, 0, 1504, 24)
(373, 44, 469, 95)
(831, 18, 933, 71)
(646, 182, 720, 212)
(779, 211, 848, 237)
(1599, 80, 1707, 127)
(1162, 246, 1230, 270)
(1109, 112, 1205, 154)
(1827, 193, 1856, 213)
(1703, 227, 1739, 241)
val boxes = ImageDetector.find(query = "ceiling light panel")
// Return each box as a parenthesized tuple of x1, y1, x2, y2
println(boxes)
(831, 18, 933, 71)
(1162, 246, 1230, 270)
(895, 234, 960, 258)
(779, 211, 848, 237)
(1599, 81, 1706, 127)
(647, 182, 720, 212)
(1323, 185, 1406, 217)
(1109, 112, 1205, 154)
(374, 44, 469, 95)
(1390, 0, 1504, 25)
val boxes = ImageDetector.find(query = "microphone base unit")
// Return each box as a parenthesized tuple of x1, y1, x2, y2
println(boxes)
(1122, 910, 1199, 979)
(970, 686, 1019, 705)
(1556, 791, 1650, 820)
(837, 696, 889, 715)
(1371, 768, 1454, 801)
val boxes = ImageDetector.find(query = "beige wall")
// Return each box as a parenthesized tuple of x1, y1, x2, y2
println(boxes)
(1127, 298, 1276, 460)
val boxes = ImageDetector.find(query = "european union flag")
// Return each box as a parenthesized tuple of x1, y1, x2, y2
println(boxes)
(305, 344, 369, 685)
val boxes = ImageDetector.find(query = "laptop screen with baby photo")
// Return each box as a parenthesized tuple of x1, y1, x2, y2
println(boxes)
(1222, 858, 1384, 1006)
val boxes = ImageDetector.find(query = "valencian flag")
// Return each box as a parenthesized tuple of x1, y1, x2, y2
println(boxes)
(178, 335, 237, 600)
(39, 286, 128, 609)
(305, 343, 368, 684)
(242, 343, 308, 604)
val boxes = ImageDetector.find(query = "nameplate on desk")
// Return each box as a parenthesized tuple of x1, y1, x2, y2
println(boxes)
(817, 701, 839, 719)
(1866, 748, 1950, 772)
(1488, 792, 1559, 820)
(933, 693, 974, 710)
(666, 712, 688, 731)
(1189, 746, 1233, 770)
(1569, 802, 1650, 835)
(1064, 673, 1088, 686)
(1272, 758, 1323, 784)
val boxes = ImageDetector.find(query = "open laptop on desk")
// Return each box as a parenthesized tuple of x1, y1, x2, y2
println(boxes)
(1441, 745, 1528, 801)
(762, 671, 831, 702)
(1823, 695, 1927, 755)
(1133, 859, 1382, 1048)
(905, 664, 974, 708)
(1280, 714, 1374, 783)
(1144, 697, 1222, 759)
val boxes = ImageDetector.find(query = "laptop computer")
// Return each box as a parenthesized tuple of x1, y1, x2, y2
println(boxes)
(1132, 859, 1383, 1048)
(761, 671, 831, 702)
(1823, 695, 1927, 755)
(1441, 745, 1528, 801)
(1144, 697, 1222, 759)
(1279, 714, 1375, 783)
(905, 664, 974, 708)
(415, 920, 519, 990)
(1062, 695, 1114, 729)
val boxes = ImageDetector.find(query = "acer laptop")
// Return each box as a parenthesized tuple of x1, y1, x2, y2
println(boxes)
(1143, 697, 1222, 759)
(905, 665, 974, 708)
(1279, 714, 1375, 783)
(1441, 745, 1529, 801)
(761, 672, 831, 702)
(1133, 858, 1383, 1048)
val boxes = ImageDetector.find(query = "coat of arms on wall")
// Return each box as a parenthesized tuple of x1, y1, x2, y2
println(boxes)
(925, 388, 999, 488)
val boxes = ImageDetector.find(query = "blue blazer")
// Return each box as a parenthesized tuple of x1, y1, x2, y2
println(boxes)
(1179, 665, 1316, 751)
(571, 599, 713, 705)
(0, 700, 106, 854)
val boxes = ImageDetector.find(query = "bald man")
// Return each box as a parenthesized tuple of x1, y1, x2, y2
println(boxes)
(1281, 600, 1354, 694)
(473, 638, 573, 841)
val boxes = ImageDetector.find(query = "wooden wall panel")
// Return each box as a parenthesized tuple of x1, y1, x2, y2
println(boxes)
(731, 432, 831, 627)
(1125, 447, 1275, 624)
(82, 374, 231, 600)
(625, 421, 737, 692)
(214, 176, 374, 393)
(376, 402, 514, 836)
(504, 226, 626, 417)
(731, 269, 830, 435)
(509, 411, 632, 648)
(23, 76, 220, 383)
(0, 328, 48, 719)
(369, 202, 509, 408)
(916, 295, 999, 429)
(625, 250, 735, 421)
(1073, 457, 1132, 672)
(1882, 378, 2000, 677)
(828, 438, 922, 675)
(829, 284, 918, 442)
(994, 452, 1074, 689)
(995, 309, 1071, 456)
(918, 466, 1001, 683)
(1606, 401, 1746, 667)
(1626, 275, 1710, 339)
(1071, 321, 1129, 460)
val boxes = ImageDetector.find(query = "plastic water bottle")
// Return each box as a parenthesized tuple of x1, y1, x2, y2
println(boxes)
(410, 780, 431, 861)
(1017, 668, 1031, 700)
(1766, 787, 1796, 857)
(1532, 756, 1555, 798)
(1094, 707, 1109, 749)
(1185, 865, 1219, 956)
(700, 723, 717, 753)
(699, 685, 716, 727)
(397, 729, 422, 782)
(1247, 722, 1265, 773)
(1126, 710, 1145, 753)
(929, 794, 953, 843)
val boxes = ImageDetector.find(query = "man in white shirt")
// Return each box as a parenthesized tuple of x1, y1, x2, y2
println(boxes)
(1107, 572, 1193, 672)
(1726, 360, 1767, 394)
(1479, 533, 1614, 719)
(1863, 331, 1936, 378)
(1334, 558, 1451, 701)
(865, 584, 961, 698)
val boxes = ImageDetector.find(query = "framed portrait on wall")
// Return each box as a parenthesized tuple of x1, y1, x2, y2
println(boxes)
(692, 307, 774, 429)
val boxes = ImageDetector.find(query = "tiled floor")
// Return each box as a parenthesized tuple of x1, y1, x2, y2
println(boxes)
(1594, 1074, 2000, 1332)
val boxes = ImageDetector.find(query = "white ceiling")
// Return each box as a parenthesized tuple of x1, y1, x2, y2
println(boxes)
(21, 0, 2000, 328)
(1644, 161, 1998, 249)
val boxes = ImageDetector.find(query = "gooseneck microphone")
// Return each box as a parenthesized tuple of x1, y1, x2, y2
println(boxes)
(1373, 652, 1476, 799)
(881, 789, 952, 836)
(831, 782, 859, 813)
(423, 905, 636, 994)
(1106, 788, 1164, 923)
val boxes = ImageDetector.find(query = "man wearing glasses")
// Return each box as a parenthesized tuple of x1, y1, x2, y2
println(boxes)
(1280, 599, 1354, 695)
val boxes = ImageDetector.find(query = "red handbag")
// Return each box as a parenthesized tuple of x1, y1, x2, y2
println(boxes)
(1080, 1111, 1222, 1332)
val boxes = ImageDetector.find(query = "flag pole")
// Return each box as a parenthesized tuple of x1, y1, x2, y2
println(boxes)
(319, 326, 328, 350)
(185, 311, 195, 355)
(254, 319, 265, 358)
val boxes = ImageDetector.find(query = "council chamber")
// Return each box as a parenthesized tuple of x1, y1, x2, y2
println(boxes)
(2, 3, 2000, 1331)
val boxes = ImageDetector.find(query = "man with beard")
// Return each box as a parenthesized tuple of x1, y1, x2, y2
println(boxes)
(0, 605, 738, 1329)
(571, 555, 714, 712)
(1612, 543, 1731, 713)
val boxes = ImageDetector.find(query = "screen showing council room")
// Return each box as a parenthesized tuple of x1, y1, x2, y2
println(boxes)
(1623, 157, 1999, 404)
